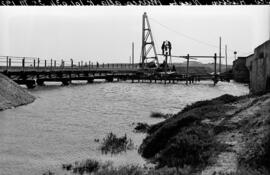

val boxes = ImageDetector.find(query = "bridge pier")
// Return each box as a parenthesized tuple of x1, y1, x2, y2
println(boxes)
(61, 80, 69, 86)
(87, 78, 94, 83)
(36, 79, 45, 86)
(105, 76, 114, 82)
(14, 80, 36, 89)
(26, 81, 36, 89)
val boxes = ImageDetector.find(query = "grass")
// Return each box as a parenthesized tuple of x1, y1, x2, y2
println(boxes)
(61, 159, 193, 175)
(180, 94, 238, 114)
(215, 164, 270, 175)
(100, 132, 134, 154)
(42, 170, 55, 175)
(62, 159, 100, 175)
(73, 159, 100, 175)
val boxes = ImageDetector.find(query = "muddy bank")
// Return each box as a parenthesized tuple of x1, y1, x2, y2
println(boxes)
(0, 73, 35, 111)
(139, 93, 270, 174)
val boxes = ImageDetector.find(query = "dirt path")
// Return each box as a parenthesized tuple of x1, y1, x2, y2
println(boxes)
(201, 94, 270, 175)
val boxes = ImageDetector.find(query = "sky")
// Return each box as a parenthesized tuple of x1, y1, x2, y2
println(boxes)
(0, 6, 269, 65)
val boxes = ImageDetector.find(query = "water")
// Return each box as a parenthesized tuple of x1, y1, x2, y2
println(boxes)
(0, 81, 249, 175)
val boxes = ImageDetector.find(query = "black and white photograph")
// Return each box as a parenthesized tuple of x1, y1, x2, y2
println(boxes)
(0, 5, 270, 175)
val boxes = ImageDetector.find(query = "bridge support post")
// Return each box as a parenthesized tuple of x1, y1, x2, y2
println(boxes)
(9, 58, 11, 67)
(186, 54, 190, 85)
(87, 78, 94, 83)
(214, 53, 218, 86)
(6, 56, 8, 70)
(22, 57, 25, 71)
(37, 58, 40, 69)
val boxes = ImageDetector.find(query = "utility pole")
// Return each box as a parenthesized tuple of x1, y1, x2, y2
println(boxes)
(214, 53, 217, 86)
(132, 42, 134, 68)
(219, 37, 221, 73)
(225, 45, 228, 72)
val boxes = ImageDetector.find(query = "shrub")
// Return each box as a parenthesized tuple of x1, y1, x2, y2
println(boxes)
(100, 132, 134, 154)
(150, 112, 173, 119)
(134, 122, 150, 133)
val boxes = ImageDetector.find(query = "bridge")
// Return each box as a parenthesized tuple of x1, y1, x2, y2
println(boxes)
(0, 55, 224, 88)
(0, 13, 230, 88)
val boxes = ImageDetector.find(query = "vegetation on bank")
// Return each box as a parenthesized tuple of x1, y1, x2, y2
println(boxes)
(139, 93, 270, 174)
(99, 132, 134, 154)
(139, 94, 237, 171)
(44, 93, 270, 175)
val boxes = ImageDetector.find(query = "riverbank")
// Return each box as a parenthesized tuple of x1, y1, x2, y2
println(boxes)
(53, 92, 270, 175)
(139, 92, 270, 174)
(0, 73, 35, 111)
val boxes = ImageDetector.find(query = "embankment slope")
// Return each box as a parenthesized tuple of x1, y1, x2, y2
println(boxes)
(139, 93, 270, 174)
(0, 73, 35, 111)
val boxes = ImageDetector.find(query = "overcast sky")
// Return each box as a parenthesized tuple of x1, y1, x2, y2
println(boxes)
(0, 6, 269, 65)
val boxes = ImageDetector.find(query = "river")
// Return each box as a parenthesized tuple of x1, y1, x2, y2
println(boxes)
(0, 80, 249, 175)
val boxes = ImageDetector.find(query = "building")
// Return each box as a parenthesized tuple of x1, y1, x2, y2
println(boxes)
(232, 57, 250, 83)
(246, 40, 270, 94)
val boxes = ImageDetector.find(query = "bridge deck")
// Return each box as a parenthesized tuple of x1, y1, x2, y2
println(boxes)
(0, 56, 227, 88)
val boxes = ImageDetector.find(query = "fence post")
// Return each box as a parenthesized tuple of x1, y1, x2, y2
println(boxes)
(45, 60, 47, 68)
(9, 58, 11, 67)
(51, 59, 53, 68)
(88, 61, 90, 71)
(38, 58, 40, 69)
(34, 59, 36, 68)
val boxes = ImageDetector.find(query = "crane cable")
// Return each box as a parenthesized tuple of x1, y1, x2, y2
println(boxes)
(149, 17, 253, 56)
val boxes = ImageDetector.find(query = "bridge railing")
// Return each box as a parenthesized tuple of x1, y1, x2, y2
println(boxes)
(0, 56, 141, 71)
